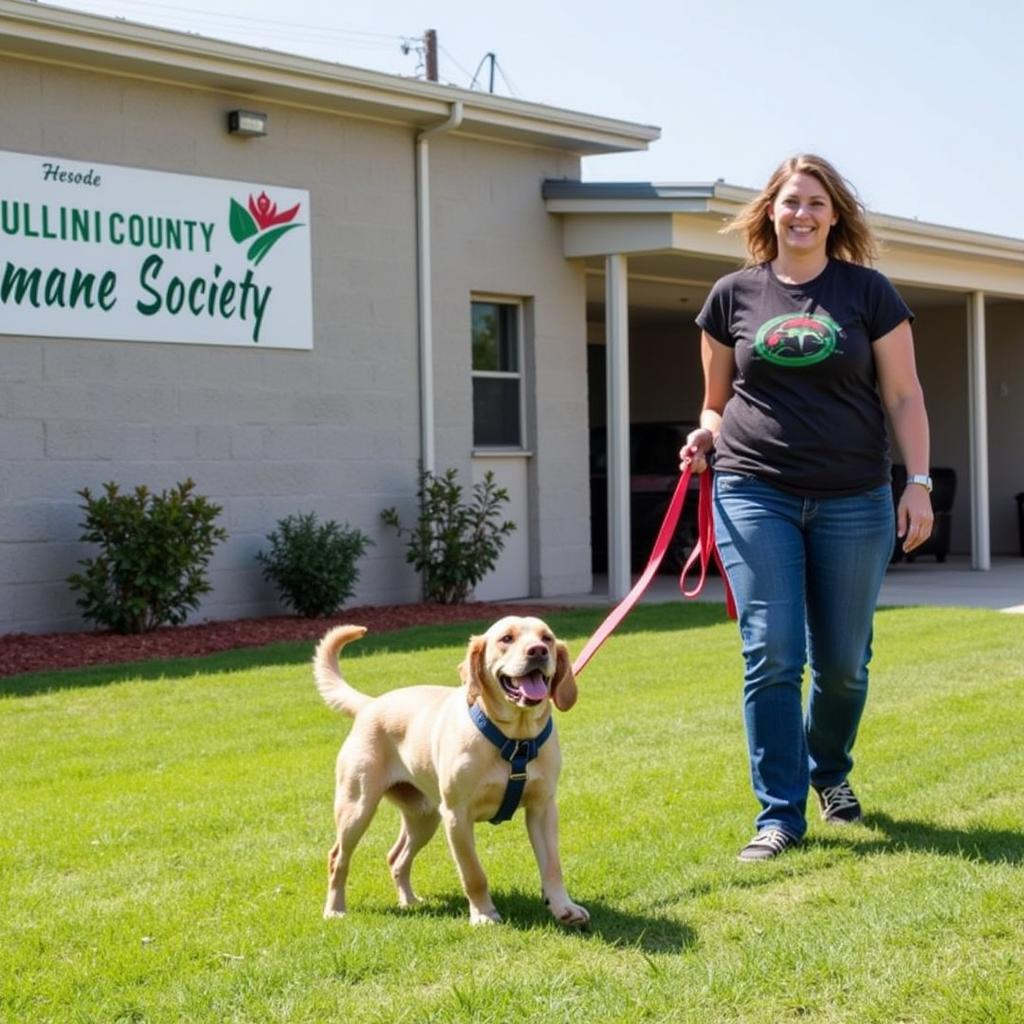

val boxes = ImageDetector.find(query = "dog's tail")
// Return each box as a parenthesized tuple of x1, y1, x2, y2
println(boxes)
(313, 625, 372, 717)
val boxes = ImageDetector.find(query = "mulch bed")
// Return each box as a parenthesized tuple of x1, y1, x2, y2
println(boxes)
(0, 602, 574, 679)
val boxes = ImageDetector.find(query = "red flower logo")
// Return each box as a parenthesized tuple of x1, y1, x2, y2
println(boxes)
(228, 190, 304, 266)
(248, 191, 301, 231)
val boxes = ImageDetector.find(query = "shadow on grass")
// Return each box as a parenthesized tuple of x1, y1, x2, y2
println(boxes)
(1, 602, 730, 698)
(381, 890, 696, 953)
(820, 811, 1024, 865)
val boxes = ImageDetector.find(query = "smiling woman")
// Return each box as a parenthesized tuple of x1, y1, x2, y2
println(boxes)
(681, 152, 933, 863)
(770, 171, 837, 259)
(727, 156, 878, 268)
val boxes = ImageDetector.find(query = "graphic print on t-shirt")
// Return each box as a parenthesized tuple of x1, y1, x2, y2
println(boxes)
(753, 312, 844, 368)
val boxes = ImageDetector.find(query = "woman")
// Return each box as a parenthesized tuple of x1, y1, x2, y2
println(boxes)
(681, 154, 933, 861)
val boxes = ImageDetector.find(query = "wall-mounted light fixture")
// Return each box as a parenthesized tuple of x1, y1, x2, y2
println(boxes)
(227, 110, 268, 137)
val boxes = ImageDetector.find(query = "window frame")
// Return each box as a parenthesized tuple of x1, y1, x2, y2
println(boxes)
(470, 295, 527, 452)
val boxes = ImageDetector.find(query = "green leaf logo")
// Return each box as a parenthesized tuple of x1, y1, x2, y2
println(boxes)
(228, 191, 303, 264)
(229, 199, 259, 243)
(247, 224, 301, 266)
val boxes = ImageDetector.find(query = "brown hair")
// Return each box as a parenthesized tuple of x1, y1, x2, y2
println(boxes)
(726, 154, 878, 266)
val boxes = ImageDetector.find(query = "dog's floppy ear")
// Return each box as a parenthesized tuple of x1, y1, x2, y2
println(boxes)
(459, 634, 487, 705)
(550, 641, 578, 712)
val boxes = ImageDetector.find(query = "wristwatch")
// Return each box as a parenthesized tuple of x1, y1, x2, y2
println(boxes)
(906, 473, 933, 493)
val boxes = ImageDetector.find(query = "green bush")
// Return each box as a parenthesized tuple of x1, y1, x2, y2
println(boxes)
(67, 479, 228, 634)
(381, 467, 515, 604)
(257, 512, 373, 618)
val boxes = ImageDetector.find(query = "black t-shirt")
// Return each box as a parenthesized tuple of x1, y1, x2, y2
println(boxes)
(695, 260, 913, 497)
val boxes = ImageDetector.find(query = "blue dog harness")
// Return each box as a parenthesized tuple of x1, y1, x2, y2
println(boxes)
(468, 703, 553, 824)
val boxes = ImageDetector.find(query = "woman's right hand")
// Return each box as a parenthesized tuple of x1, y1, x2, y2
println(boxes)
(679, 427, 715, 474)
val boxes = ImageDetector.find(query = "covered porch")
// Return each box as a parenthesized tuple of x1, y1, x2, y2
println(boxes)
(543, 181, 1024, 599)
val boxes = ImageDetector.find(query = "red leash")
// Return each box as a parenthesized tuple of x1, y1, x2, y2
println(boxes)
(572, 467, 736, 676)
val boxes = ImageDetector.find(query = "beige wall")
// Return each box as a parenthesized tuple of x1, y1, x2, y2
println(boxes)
(427, 136, 589, 597)
(0, 53, 590, 632)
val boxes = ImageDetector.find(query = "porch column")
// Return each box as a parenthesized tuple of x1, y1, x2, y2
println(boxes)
(605, 253, 631, 600)
(967, 291, 990, 570)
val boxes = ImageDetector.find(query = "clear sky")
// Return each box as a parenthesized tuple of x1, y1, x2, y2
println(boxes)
(46, 0, 1024, 240)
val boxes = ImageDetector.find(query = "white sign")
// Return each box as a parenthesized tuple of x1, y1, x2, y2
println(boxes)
(0, 150, 313, 349)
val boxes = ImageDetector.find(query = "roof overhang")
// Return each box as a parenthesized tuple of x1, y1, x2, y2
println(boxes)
(0, 0, 660, 155)
(544, 181, 1024, 299)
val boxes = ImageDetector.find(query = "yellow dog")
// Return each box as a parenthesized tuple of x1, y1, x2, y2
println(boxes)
(313, 615, 587, 926)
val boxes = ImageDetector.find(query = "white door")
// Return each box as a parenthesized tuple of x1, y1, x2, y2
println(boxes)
(471, 456, 529, 600)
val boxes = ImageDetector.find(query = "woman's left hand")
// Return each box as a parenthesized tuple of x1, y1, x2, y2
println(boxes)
(897, 484, 934, 554)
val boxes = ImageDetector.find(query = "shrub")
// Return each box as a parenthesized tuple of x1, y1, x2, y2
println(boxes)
(381, 467, 515, 604)
(257, 512, 373, 618)
(68, 479, 228, 634)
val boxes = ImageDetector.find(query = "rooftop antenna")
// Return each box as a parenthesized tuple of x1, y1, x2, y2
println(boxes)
(470, 52, 497, 93)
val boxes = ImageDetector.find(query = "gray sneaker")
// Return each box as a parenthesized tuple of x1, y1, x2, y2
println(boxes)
(737, 827, 801, 862)
(813, 780, 862, 824)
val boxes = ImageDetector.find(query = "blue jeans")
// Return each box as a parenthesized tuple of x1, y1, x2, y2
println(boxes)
(713, 472, 895, 839)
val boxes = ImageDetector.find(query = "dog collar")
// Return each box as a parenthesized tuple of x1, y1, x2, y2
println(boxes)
(468, 702, 553, 825)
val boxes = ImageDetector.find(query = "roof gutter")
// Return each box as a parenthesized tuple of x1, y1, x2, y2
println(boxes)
(415, 100, 463, 475)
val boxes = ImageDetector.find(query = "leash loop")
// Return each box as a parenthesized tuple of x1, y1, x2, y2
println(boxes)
(679, 471, 737, 618)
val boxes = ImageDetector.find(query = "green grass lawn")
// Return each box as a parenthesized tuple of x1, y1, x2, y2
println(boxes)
(2, 604, 1022, 1024)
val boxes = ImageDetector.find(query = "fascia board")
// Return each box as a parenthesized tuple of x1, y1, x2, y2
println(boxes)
(562, 214, 677, 257)
(878, 248, 1024, 299)
(0, 0, 659, 154)
(875, 221, 1024, 266)
(708, 183, 756, 205)
(554, 202, 1024, 295)
(546, 198, 710, 214)
(705, 183, 1024, 262)
(670, 213, 745, 260)
(550, 180, 1023, 270)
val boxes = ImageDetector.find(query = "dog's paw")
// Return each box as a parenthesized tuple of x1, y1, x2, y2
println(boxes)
(469, 906, 502, 926)
(323, 908, 346, 920)
(548, 899, 590, 928)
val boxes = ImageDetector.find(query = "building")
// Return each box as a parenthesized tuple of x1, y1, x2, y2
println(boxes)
(2, 0, 1022, 634)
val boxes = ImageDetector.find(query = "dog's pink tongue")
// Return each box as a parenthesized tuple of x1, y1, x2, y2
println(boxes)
(518, 671, 548, 701)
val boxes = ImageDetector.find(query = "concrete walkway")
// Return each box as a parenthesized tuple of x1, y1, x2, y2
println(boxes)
(541, 555, 1024, 614)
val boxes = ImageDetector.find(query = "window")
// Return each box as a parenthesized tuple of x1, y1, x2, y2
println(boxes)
(471, 299, 524, 448)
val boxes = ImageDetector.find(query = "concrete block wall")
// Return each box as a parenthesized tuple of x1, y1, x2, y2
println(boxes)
(0, 54, 597, 633)
(0, 58, 419, 633)
(427, 137, 591, 599)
